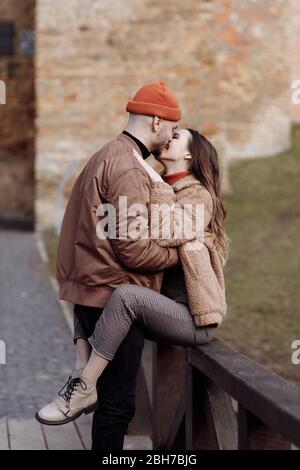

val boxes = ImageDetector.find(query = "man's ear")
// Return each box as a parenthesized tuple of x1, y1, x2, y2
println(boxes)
(152, 115, 161, 132)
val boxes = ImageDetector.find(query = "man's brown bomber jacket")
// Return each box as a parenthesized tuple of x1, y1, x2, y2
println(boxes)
(56, 133, 179, 307)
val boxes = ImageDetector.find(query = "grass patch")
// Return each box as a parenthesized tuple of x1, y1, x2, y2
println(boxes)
(218, 126, 300, 385)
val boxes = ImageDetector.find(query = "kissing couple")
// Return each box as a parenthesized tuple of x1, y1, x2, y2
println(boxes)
(36, 80, 229, 450)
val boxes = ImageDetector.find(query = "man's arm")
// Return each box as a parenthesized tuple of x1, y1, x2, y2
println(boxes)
(107, 166, 179, 271)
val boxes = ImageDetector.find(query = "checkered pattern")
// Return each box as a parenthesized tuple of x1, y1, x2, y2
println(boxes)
(76, 283, 217, 361)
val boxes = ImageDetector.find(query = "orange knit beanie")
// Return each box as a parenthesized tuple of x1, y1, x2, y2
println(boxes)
(126, 80, 181, 121)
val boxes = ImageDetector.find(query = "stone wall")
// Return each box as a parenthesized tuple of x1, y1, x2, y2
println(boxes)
(35, 0, 292, 228)
(0, 0, 35, 223)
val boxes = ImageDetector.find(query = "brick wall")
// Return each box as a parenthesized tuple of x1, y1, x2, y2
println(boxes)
(34, 0, 293, 227)
(0, 0, 35, 223)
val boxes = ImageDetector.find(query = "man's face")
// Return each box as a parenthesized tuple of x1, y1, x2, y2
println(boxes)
(152, 118, 179, 153)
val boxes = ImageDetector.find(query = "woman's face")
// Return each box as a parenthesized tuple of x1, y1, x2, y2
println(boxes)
(157, 128, 191, 163)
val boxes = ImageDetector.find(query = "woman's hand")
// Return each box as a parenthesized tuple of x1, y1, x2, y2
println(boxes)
(133, 149, 164, 183)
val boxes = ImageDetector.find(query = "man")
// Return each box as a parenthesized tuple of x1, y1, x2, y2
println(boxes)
(37, 80, 181, 449)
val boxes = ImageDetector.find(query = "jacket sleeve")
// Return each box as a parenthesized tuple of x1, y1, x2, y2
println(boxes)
(148, 181, 213, 247)
(107, 167, 179, 271)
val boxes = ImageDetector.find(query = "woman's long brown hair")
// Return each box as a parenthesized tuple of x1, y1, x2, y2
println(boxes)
(187, 129, 229, 263)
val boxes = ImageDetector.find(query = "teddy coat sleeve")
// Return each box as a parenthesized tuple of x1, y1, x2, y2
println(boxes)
(148, 181, 213, 247)
(149, 180, 226, 327)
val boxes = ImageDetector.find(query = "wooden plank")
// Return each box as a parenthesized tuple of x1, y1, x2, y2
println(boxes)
(8, 418, 46, 450)
(0, 417, 9, 450)
(187, 339, 300, 448)
(152, 344, 186, 450)
(204, 378, 238, 450)
(185, 361, 193, 449)
(42, 421, 84, 450)
(237, 404, 248, 450)
(185, 368, 215, 450)
(164, 391, 185, 450)
(238, 404, 290, 450)
(128, 362, 152, 436)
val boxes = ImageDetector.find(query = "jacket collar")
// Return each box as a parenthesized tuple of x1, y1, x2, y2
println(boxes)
(171, 173, 202, 192)
(116, 133, 143, 157)
(122, 131, 150, 159)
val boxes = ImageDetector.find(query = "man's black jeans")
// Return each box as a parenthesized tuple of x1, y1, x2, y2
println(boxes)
(74, 304, 145, 450)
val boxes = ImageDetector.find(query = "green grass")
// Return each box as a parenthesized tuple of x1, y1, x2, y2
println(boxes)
(218, 126, 300, 385)
(41, 127, 300, 386)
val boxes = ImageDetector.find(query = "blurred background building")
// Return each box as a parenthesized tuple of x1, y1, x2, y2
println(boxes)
(0, 0, 35, 228)
(1, 0, 300, 428)
(0, 0, 299, 229)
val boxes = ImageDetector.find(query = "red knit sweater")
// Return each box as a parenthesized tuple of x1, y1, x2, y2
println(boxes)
(163, 170, 191, 186)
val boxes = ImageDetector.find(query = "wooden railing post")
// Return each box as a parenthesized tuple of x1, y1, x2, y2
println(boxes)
(185, 364, 214, 449)
(188, 339, 300, 448)
(149, 339, 300, 450)
(128, 359, 152, 436)
(184, 358, 193, 449)
(185, 349, 238, 450)
(152, 343, 186, 450)
(237, 404, 291, 450)
(202, 378, 238, 449)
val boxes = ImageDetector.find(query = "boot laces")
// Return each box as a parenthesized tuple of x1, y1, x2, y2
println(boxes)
(58, 376, 87, 406)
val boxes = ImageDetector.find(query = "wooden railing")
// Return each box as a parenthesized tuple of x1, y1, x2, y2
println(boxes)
(131, 338, 300, 450)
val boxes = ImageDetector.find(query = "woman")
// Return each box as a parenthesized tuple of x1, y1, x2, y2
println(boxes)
(36, 129, 229, 426)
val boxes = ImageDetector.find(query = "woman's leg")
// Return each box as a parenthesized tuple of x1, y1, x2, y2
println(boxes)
(81, 283, 215, 382)
(36, 284, 215, 425)
(75, 338, 92, 371)
(36, 304, 103, 425)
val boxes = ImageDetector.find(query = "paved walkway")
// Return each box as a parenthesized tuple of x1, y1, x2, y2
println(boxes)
(0, 229, 151, 450)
